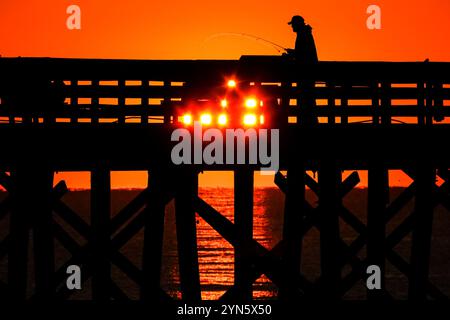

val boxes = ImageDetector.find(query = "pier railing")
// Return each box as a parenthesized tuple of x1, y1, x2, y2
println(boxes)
(1, 57, 449, 126)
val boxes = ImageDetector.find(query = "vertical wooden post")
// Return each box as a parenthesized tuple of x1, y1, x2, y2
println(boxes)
(91, 166, 111, 301)
(234, 168, 254, 301)
(433, 82, 444, 122)
(9, 165, 54, 300)
(371, 82, 380, 125)
(327, 81, 336, 125)
(417, 82, 425, 126)
(141, 80, 149, 124)
(280, 81, 290, 127)
(425, 82, 433, 126)
(118, 79, 126, 124)
(367, 164, 388, 300)
(318, 160, 341, 300)
(409, 161, 435, 300)
(163, 81, 171, 124)
(381, 82, 391, 125)
(70, 79, 78, 123)
(9, 168, 31, 300)
(341, 83, 349, 125)
(32, 167, 55, 300)
(141, 169, 167, 300)
(91, 80, 100, 124)
(175, 170, 201, 301)
(280, 165, 306, 299)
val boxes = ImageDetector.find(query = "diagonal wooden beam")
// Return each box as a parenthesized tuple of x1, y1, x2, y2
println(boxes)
(276, 170, 367, 273)
(1, 176, 66, 224)
(53, 187, 151, 244)
(434, 181, 450, 212)
(386, 250, 447, 300)
(53, 220, 172, 302)
(53, 201, 91, 240)
(305, 173, 319, 195)
(52, 188, 162, 290)
(195, 195, 317, 297)
(218, 192, 367, 301)
(0, 180, 67, 298)
(340, 179, 417, 293)
(307, 171, 360, 198)
(52, 221, 137, 300)
(110, 281, 130, 301)
(385, 182, 416, 222)
(52, 189, 174, 296)
(276, 170, 366, 249)
(342, 183, 447, 300)
(277, 169, 444, 299)
(0, 172, 13, 191)
(110, 188, 149, 233)
(341, 226, 447, 300)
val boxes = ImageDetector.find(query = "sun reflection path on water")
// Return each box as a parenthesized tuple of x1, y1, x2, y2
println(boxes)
(196, 188, 283, 300)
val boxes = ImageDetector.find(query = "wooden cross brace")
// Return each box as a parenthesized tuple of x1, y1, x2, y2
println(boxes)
(50, 187, 173, 301)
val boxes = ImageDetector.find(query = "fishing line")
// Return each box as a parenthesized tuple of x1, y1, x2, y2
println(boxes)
(203, 32, 287, 53)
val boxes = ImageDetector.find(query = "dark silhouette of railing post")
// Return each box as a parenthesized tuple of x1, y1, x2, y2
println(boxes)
(425, 82, 434, 126)
(381, 82, 391, 125)
(341, 83, 349, 125)
(234, 168, 254, 300)
(69, 79, 78, 123)
(327, 81, 336, 125)
(163, 81, 172, 124)
(118, 80, 126, 124)
(90, 165, 111, 301)
(371, 82, 380, 125)
(418, 82, 425, 126)
(175, 170, 201, 301)
(141, 80, 149, 124)
(91, 80, 100, 124)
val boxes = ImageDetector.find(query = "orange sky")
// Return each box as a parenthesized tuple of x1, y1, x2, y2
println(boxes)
(1, 0, 450, 188)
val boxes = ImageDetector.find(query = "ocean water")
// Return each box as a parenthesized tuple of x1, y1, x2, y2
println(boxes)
(1, 187, 450, 300)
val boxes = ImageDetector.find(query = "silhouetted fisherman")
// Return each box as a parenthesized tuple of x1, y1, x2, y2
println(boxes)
(286, 15, 318, 125)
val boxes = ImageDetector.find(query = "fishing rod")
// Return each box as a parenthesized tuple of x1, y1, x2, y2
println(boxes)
(204, 32, 288, 53)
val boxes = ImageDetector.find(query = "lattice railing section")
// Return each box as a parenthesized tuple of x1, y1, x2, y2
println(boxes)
(0, 166, 449, 300)
(1, 58, 450, 126)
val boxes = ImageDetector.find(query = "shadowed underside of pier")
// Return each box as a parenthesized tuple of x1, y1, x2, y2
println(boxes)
(0, 57, 450, 302)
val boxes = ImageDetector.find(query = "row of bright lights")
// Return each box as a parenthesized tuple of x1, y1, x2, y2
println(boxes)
(220, 98, 262, 109)
(181, 80, 262, 126)
(182, 113, 264, 126)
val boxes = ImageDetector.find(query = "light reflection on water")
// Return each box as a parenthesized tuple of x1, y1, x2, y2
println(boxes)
(161, 188, 284, 300)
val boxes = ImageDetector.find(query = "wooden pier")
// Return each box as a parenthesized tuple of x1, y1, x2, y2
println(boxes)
(0, 57, 450, 301)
